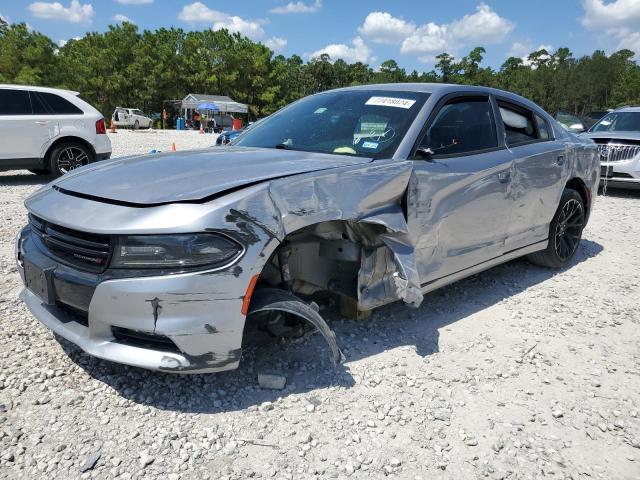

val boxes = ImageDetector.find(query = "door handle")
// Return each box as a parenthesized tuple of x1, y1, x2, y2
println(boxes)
(35, 121, 49, 125)
(498, 171, 511, 183)
(556, 155, 565, 166)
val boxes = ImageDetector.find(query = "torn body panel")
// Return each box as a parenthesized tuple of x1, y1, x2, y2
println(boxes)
(253, 160, 424, 311)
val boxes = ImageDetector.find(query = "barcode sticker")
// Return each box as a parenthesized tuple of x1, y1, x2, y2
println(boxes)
(365, 96, 416, 109)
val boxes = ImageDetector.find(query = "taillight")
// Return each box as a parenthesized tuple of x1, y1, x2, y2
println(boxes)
(95, 118, 106, 134)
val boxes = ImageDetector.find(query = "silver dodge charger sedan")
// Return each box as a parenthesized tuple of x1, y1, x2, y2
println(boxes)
(16, 84, 599, 373)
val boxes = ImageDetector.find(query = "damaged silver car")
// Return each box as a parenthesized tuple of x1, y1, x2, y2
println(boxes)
(16, 84, 600, 373)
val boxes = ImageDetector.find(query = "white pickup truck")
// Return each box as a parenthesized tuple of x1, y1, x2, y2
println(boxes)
(112, 107, 153, 129)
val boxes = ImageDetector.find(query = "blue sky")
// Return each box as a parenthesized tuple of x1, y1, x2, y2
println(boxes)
(2, 0, 639, 71)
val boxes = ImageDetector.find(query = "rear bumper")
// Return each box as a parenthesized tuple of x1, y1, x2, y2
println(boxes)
(93, 134, 112, 156)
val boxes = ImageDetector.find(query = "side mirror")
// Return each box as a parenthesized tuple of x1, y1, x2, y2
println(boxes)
(414, 147, 434, 161)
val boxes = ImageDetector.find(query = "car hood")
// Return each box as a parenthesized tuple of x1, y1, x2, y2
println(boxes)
(581, 131, 640, 142)
(51, 147, 373, 206)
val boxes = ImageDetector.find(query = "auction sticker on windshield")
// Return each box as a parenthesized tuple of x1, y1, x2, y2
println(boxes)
(365, 96, 416, 109)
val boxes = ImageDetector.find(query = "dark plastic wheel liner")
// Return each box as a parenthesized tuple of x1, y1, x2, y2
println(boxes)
(248, 288, 345, 365)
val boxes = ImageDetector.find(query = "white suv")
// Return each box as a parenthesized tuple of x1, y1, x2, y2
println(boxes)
(112, 107, 153, 129)
(0, 85, 112, 177)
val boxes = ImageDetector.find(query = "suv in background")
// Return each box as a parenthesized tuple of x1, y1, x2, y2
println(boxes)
(112, 107, 153, 130)
(582, 110, 609, 130)
(583, 106, 640, 189)
(0, 85, 111, 177)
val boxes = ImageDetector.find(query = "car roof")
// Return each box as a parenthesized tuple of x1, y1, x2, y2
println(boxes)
(0, 84, 80, 96)
(325, 82, 548, 115)
(613, 106, 640, 113)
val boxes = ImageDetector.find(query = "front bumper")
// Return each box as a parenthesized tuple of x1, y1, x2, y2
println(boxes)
(16, 226, 245, 373)
(600, 158, 640, 189)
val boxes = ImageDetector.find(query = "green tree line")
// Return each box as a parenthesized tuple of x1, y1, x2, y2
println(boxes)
(1, 19, 639, 120)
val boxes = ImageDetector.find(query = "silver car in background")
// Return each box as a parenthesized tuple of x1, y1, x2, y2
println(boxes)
(16, 84, 599, 373)
(582, 106, 640, 189)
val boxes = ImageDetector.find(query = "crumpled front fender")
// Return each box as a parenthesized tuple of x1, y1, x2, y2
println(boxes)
(248, 288, 344, 365)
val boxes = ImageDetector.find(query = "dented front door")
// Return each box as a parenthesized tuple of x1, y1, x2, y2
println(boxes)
(408, 149, 514, 285)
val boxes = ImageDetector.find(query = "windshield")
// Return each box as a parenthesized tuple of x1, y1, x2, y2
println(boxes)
(590, 112, 640, 132)
(132, 109, 145, 116)
(232, 90, 429, 158)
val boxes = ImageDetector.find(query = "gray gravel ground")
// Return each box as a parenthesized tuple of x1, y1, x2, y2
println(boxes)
(1, 130, 639, 479)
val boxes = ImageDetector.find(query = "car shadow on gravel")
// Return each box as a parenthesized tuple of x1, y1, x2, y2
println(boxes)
(0, 173, 50, 187)
(55, 239, 603, 414)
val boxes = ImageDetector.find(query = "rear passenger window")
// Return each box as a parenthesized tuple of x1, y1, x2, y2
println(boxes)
(421, 97, 498, 156)
(535, 114, 551, 139)
(499, 103, 539, 146)
(32, 92, 83, 115)
(30, 92, 51, 114)
(0, 89, 32, 115)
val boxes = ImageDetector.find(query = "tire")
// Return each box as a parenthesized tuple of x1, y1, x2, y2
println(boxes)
(48, 142, 94, 178)
(133, 120, 140, 130)
(527, 188, 586, 268)
(29, 169, 49, 175)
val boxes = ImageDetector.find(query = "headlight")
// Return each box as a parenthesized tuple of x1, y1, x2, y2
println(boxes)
(111, 234, 242, 269)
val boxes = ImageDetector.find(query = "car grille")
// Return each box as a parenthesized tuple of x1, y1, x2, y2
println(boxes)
(597, 143, 640, 163)
(29, 214, 112, 272)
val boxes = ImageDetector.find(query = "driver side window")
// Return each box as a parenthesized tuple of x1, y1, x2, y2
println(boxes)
(420, 97, 498, 156)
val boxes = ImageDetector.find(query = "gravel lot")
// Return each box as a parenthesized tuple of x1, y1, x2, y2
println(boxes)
(1, 130, 639, 480)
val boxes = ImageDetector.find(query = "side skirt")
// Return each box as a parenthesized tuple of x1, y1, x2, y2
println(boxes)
(420, 240, 548, 295)
(0, 157, 45, 171)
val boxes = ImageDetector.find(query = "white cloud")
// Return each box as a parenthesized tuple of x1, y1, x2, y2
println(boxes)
(357, 12, 416, 44)
(213, 16, 264, 38)
(178, 2, 264, 38)
(28, 0, 94, 23)
(265, 36, 287, 52)
(57, 36, 81, 47)
(508, 41, 532, 58)
(508, 41, 552, 60)
(113, 14, 133, 23)
(179, 2, 226, 23)
(581, 0, 640, 29)
(270, 0, 321, 14)
(450, 3, 514, 43)
(581, 0, 640, 58)
(517, 43, 553, 66)
(401, 23, 449, 55)
(617, 28, 640, 55)
(0, 12, 9, 23)
(401, 3, 514, 58)
(308, 36, 372, 63)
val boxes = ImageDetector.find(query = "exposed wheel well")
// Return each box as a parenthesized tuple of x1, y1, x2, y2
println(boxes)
(44, 136, 96, 166)
(257, 220, 385, 299)
(565, 177, 591, 219)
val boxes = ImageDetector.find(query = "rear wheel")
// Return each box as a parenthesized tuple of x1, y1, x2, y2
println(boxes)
(527, 188, 586, 268)
(48, 142, 94, 178)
